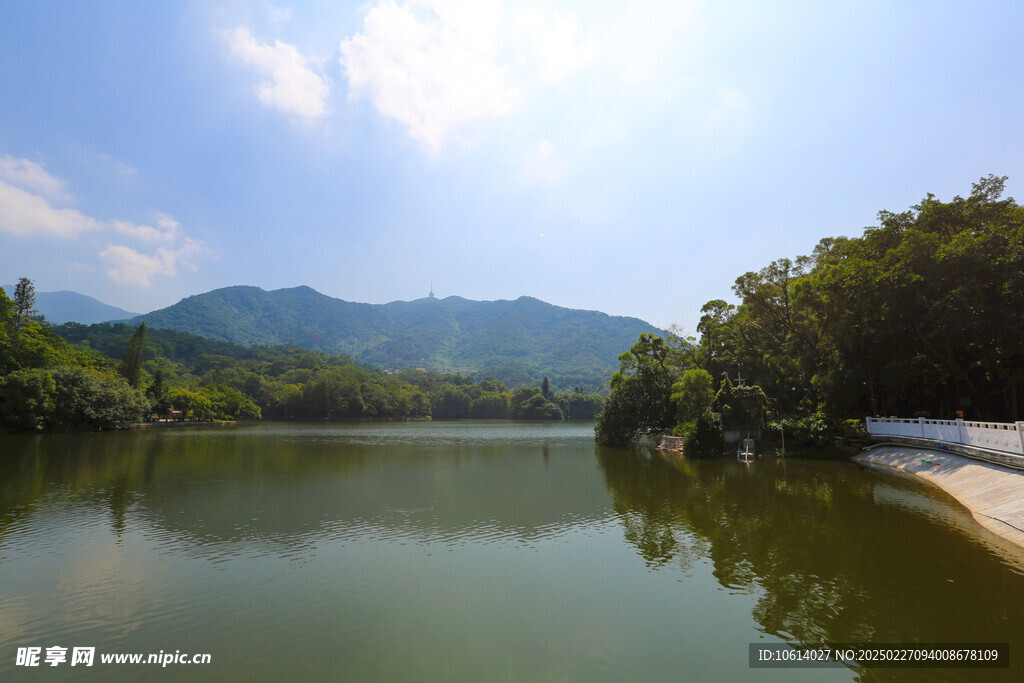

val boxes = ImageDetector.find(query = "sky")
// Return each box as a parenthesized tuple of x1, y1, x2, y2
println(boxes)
(1, 1, 1022, 333)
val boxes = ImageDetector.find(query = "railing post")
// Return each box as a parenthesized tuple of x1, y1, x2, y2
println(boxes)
(918, 416, 926, 438)
(956, 418, 965, 444)
(1017, 422, 1024, 456)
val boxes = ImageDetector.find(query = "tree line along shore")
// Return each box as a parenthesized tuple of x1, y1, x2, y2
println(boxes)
(3, 176, 1021, 440)
(0, 289, 603, 433)
(596, 176, 1023, 452)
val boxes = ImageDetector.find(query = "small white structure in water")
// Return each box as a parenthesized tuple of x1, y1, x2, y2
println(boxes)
(737, 436, 756, 461)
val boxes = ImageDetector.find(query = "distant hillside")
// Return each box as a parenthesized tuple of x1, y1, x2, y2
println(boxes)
(2, 285, 138, 325)
(132, 286, 662, 391)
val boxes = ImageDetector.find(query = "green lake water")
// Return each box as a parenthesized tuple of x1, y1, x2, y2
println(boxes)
(1, 421, 1023, 681)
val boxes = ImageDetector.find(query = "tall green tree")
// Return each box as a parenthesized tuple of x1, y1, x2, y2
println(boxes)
(693, 174, 1024, 420)
(120, 323, 148, 388)
(13, 277, 37, 334)
(595, 333, 680, 445)
(146, 368, 170, 415)
(696, 299, 735, 378)
(671, 368, 715, 425)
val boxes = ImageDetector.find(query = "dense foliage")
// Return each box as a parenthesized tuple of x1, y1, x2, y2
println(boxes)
(0, 285, 151, 431)
(594, 334, 681, 445)
(597, 176, 1024, 446)
(29, 321, 603, 430)
(709, 175, 1023, 421)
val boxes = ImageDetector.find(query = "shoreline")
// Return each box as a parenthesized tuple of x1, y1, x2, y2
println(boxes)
(853, 445, 1024, 549)
(114, 420, 238, 429)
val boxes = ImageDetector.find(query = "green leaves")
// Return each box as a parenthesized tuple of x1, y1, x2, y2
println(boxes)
(595, 333, 680, 445)
(696, 174, 1024, 420)
(597, 175, 1022, 448)
(48, 367, 150, 430)
(0, 369, 55, 431)
(119, 323, 147, 388)
(671, 368, 714, 425)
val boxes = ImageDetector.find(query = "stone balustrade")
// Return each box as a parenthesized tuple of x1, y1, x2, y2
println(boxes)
(866, 416, 1024, 457)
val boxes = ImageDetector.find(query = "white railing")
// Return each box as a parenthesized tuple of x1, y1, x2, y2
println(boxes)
(866, 416, 1024, 456)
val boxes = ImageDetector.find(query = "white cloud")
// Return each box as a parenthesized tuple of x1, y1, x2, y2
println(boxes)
(225, 0, 738, 174)
(512, 7, 594, 85)
(340, 0, 518, 148)
(99, 236, 204, 288)
(0, 155, 71, 202)
(517, 140, 567, 186)
(0, 154, 208, 286)
(228, 26, 329, 120)
(112, 212, 181, 243)
(0, 180, 97, 237)
(99, 246, 165, 287)
(265, 2, 292, 25)
(115, 160, 139, 179)
(103, 211, 204, 286)
(100, 154, 139, 180)
(336, 0, 707, 153)
(157, 234, 204, 274)
(156, 213, 181, 234)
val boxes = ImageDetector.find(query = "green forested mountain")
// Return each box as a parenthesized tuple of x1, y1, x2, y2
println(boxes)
(131, 287, 661, 391)
(51, 322, 604, 424)
(0, 285, 137, 324)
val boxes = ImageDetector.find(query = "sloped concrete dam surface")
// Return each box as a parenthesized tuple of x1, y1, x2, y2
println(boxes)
(854, 445, 1024, 548)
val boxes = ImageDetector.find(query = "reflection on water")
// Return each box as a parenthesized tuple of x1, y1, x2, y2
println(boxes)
(0, 423, 1022, 681)
(1, 422, 605, 551)
(597, 448, 1024, 680)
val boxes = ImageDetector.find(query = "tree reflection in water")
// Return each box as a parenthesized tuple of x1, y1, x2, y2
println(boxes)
(596, 447, 1024, 680)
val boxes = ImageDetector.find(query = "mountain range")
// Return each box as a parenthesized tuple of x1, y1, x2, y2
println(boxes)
(2, 285, 138, 325)
(129, 286, 661, 390)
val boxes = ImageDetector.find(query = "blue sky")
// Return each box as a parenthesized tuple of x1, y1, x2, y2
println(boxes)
(1, 1, 1021, 333)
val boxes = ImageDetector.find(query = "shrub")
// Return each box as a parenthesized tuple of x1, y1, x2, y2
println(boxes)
(0, 368, 55, 431)
(767, 410, 839, 448)
(684, 411, 723, 458)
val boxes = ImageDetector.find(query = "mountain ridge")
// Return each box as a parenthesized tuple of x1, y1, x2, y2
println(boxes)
(1, 285, 138, 325)
(132, 285, 661, 390)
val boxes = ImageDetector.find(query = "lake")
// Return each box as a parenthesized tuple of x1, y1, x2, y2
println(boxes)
(1, 421, 1023, 681)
